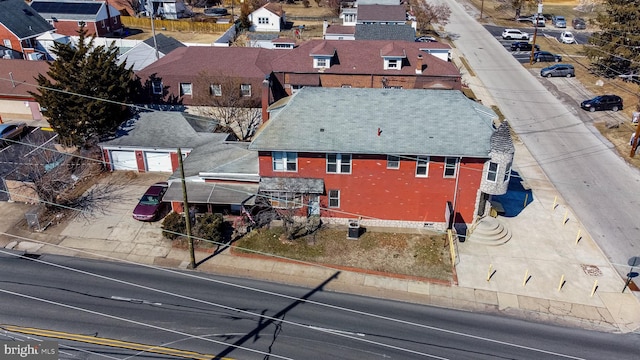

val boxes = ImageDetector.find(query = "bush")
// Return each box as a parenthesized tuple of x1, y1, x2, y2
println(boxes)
(193, 213, 225, 245)
(162, 212, 186, 240)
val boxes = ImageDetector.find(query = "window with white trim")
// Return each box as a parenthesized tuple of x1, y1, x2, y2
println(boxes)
(151, 80, 162, 95)
(504, 161, 512, 182)
(78, 21, 86, 27)
(258, 17, 269, 24)
(387, 59, 399, 69)
(314, 57, 331, 68)
(487, 162, 498, 182)
(3, 39, 11, 48)
(268, 192, 302, 209)
(328, 189, 340, 208)
(326, 153, 351, 174)
(416, 156, 429, 177)
(240, 84, 251, 97)
(387, 155, 400, 169)
(179, 83, 192, 96)
(272, 151, 297, 172)
(444, 157, 458, 178)
(210, 84, 222, 96)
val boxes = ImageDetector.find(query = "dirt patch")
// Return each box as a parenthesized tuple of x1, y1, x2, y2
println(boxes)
(235, 226, 453, 281)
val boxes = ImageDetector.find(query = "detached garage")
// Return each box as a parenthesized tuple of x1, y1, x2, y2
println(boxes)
(99, 112, 222, 173)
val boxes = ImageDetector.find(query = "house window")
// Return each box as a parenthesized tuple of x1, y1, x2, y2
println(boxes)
(444, 157, 458, 178)
(316, 58, 328, 68)
(268, 192, 302, 209)
(3, 39, 11, 48)
(416, 156, 429, 177)
(272, 151, 297, 172)
(341, 84, 352, 88)
(487, 162, 498, 182)
(328, 189, 340, 208)
(504, 161, 512, 182)
(180, 83, 192, 96)
(240, 84, 251, 97)
(258, 17, 269, 24)
(101, 20, 106, 28)
(383, 86, 403, 89)
(326, 153, 351, 174)
(387, 155, 400, 169)
(386, 59, 399, 69)
(151, 80, 162, 95)
(210, 84, 222, 96)
(77, 21, 86, 27)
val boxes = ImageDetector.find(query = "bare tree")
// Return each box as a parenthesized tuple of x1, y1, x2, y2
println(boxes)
(326, 0, 342, 16)
(411, 0, 451, 33)
(3, 132, 125, 221)
(124, 0, 143, 16)
(192, 73, 263, 140)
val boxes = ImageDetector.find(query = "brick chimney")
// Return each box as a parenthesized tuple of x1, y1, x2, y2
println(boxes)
(261, 78, 270, 123)
(415, 54, 423, 74)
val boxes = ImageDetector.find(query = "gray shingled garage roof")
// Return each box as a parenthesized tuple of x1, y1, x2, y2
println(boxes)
(249, 88, 497, 158)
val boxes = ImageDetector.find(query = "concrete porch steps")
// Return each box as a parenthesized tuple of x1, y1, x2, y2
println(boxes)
(467, 216, 512, 246)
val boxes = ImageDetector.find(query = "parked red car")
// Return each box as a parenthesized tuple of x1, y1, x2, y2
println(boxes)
(132, 182, 169, 221)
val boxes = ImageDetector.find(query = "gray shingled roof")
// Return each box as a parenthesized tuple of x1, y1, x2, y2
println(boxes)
(99, 111, 221, 149)
(355, 24, 415, 41)
(490, 121, 514, 154)
(0, 0, 54, 40)
(249, 88, 497, 158)
(142, 33, 185, 55)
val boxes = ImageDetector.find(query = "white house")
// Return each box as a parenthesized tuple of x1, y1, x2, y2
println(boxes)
(146, 0, 190, 20)
(249, 3, 285, 32)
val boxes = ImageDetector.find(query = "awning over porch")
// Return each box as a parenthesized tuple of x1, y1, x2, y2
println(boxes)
(163, 182, 258, 206)
(259, 177, 324, 194)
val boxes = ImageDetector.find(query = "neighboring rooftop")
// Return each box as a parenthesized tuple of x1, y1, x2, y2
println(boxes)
(0, 0, 54, 40)
(357, 5, 406, 22)
(0, 59, 50, 98)
(355, 24, 415, 41)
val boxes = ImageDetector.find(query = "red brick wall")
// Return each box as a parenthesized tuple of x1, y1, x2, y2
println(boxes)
(258, 152, 484, 223)
(53, 21, 99, 36)
(0, 25, 22, 51)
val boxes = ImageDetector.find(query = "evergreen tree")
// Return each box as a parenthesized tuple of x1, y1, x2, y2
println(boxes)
(31, 25, 135, 148)
(584, 0, 640, 77)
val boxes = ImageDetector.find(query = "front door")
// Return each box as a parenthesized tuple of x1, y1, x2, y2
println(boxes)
(308, 195, 320, 216)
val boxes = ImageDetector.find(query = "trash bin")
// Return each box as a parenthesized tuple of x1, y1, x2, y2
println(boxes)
(348, 220, 361, 239)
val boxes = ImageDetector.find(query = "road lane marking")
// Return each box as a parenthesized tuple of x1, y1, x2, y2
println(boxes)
(2, 325, 232, 360)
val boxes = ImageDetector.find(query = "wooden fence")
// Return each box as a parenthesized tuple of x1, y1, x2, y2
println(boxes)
(121, 17, 233, 33)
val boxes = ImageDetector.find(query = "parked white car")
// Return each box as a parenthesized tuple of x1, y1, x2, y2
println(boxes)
(560, 31, 575, 44)
(502, 29, 529, 40)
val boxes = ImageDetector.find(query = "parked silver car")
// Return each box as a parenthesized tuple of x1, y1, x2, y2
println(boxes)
(540, 64, 575, 78)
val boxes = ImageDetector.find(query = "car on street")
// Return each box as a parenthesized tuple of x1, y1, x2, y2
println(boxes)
(132, 182, 169, 221)
(533, 51, 562, 62)
(415, 36, 437, 43)
(580, 95, 623, 112)
(502, 29, 529, 40)
(203, 8, 228, 16)
(552, 15, 566, 28)
(560, 31, 575, 44)
(510, 41, 540, 51)
(572, 17, 586, 30)
(0, 122, 26, 146)
(532, 15, 546, 27)
(540, 64, 575, 78)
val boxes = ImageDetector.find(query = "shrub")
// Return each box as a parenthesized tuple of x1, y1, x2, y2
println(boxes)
(162, 212, 186, 240)
(193, 213, 225, 245)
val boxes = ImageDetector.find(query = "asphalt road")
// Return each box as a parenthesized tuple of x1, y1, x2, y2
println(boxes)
(443, 1, 640, 275)
(0, 252, 638, 359)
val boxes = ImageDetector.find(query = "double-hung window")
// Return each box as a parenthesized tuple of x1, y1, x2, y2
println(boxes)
(151, 80, 163, 95)
(272, 152, 297, 172)
(258, 17, 269, 24)
(326, 153, 351, 174)
(387, 155, 400, 169)
(504, 161, 512, 182)
(444, 157, 458, 178)
(240, 84, 251, 97)
(416, 156, 429, 177)
(487, 162, 498, 182)
(210, 84, 222, 96)
(328, 189, 340, 208)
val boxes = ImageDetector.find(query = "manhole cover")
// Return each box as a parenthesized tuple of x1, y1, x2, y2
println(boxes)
(581, 264, 603, 276)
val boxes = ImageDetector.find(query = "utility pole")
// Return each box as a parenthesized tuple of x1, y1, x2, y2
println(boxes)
(529, 1, 543, 65)
(630, 120, 640, 157)
(178, 148, 196, 269)
(147, 0, 160, 60)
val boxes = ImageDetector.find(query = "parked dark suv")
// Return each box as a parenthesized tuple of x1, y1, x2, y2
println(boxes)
(533, 51, 562, 62)
(580, 95, 623, 112)
(510, 41, 539, 51)
(572, 17, 586, 30)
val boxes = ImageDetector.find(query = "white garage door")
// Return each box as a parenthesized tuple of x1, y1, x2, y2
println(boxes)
(110, 150, 137, 171)
(145, 152, 173, 172)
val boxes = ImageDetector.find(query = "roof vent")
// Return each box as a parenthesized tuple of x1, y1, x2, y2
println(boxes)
(320, 128, 324, 132)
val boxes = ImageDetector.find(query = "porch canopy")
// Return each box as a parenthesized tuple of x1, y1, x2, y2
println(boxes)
(163, 182, 258, 205)
(259, 177, 324, 193)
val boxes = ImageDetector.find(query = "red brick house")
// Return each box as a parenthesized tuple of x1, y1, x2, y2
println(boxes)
(249, 87, 513, 230)
(30, 0, 123, 37)
(0, 0, 54, 60)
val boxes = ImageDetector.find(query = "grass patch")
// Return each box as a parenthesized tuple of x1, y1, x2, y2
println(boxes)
(235, 226, 453, 280)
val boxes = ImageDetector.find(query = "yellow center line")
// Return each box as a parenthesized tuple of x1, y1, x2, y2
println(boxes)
(2, 325, 233, 360)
